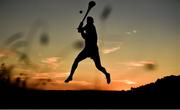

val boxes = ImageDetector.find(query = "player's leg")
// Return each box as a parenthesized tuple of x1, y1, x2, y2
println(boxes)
(65, 50, 87, 83)
(92, 51, 111, 84)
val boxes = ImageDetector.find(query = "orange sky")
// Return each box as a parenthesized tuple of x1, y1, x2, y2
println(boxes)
(0, 0, 179, 90)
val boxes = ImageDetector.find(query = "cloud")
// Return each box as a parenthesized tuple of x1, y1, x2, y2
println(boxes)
(102, 46, 120, 54)
(120, 62, 144, 67)
(55, 80, 92, 86)
(96, 79, 138, 91)
(119, 61, 156, 67)
(30, 71, 91, 88)
(140, 61, 155, 65)
(10, 64, 94, 90)
(31, 72, 69, 79)
(29, 78, 93, 90)
(53, 80, 93, 90)
(11, 70, 93, 90)
(126, 32, 132, 35)
(0, 49, 16, 57)
(41, 57, 61, 69)
(133, 30, 137, 33)
(113, 79, 137, 85)
(118, 60, 157, 71)
(41, 57, 60, 63)
(126, 30, 137, 35)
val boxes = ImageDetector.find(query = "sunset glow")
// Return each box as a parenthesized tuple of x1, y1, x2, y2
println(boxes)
(0, 0, 179, 90)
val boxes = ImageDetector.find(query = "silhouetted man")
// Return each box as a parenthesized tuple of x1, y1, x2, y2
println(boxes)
(65, 16, 111, 84)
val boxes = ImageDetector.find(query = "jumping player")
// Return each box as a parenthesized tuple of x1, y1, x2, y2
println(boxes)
(65, 16, 111, 84)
